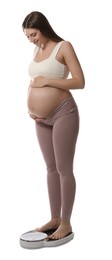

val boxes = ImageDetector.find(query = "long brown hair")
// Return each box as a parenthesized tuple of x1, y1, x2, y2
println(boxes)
(22, 11, 64, 42)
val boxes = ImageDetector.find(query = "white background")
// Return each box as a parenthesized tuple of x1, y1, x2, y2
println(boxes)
(0, 0, 112, 259)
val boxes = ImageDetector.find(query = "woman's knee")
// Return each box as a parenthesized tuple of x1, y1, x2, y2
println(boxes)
(56, 163, 73, 177)
(47, 163, 58, 175)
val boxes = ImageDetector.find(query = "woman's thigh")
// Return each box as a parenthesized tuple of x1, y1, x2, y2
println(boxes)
(52, 110, 79, 173)
(35, 122, 56, 171)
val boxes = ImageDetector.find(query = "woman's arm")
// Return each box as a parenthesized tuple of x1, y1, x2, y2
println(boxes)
(46, 77, 84, 90)
(48, 41, 85, 90)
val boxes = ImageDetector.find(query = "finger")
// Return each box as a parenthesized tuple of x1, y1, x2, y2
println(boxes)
(30, 114, 36, 119)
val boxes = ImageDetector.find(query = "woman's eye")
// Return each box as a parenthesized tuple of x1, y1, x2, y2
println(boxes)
(26, 33, 36, 39)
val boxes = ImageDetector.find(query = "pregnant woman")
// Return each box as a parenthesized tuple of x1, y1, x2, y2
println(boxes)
(22, 11, 85, 240)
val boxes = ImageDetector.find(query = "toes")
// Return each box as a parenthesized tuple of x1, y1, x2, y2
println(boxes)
(48, 234, 62, 240)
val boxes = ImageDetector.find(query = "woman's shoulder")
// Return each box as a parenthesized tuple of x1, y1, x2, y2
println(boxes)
(61, 40, 74, 49)
(60, 41, 75, 54)
(60, 40, 78, 62)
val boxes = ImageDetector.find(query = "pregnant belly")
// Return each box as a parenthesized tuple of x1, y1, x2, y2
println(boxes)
(27, 87, 69, 118)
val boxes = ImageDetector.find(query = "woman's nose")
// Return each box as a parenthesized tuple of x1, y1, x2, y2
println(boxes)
(29, 36, 34, 42)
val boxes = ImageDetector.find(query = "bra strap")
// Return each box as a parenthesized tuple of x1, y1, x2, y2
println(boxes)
(50, 41, 64, 58)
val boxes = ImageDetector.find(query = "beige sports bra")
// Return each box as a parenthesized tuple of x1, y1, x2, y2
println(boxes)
(28, 41, 69, 79)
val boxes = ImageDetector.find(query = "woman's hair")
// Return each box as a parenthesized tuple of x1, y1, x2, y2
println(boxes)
(22, 11, 64, 42)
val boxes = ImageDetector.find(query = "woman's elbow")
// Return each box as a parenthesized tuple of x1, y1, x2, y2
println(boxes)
(81, 77, 85, 89)
(77, 76, 85, 89)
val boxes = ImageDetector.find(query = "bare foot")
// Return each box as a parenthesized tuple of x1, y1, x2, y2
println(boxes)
(48, 220, 72, 240)
(35, 218, 60, 232)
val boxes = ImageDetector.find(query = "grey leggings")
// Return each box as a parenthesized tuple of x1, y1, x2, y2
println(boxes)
(35, 96, 79, 222)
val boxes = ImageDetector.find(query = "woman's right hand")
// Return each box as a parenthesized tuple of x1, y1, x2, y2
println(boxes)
(28, 112, 44, 122)
(28, 112, 37, 120)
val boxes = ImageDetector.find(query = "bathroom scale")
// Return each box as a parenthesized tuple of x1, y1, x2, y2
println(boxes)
(20, 229, 74, 249)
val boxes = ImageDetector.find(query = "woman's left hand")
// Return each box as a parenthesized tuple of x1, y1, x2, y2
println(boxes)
(30, 76, 48, 88)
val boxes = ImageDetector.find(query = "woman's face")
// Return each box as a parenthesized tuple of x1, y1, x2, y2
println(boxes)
(24, 28, 43, 47)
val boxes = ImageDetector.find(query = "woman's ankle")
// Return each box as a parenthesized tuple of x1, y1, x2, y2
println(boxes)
(60, 219, 72, 228)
